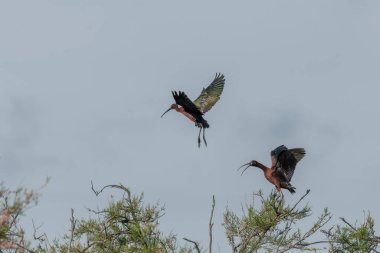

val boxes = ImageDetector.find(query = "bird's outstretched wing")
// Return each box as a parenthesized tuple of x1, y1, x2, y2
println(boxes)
(193, 73, 225, 113)
(271, 145, 288, 167)
(172, 91, 203, 118)
(274, 148, 305, 182)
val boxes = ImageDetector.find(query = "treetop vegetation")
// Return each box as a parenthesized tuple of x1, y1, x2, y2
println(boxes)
(0, 182, 379, 252)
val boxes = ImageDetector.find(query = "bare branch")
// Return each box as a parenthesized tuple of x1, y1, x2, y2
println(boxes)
(339, 217, 356, 231)
(289, 189, 310, 213)
(32, 220, 45, 242)
(79, 242, 96, 253)
(278, 211, 332, 253)
(183, 237, 201, 253)
(90, 181, 130, 196)
(68, 208, 77, 253)
(209, 195, 215, 253)
(32, 219, 52, 250)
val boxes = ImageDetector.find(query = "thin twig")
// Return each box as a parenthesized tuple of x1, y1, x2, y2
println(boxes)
(183, 238, 201, 253)
(32, 219, 52, 250)
(289, 189, 310, 213)
(233, 242, 240, 252)
(90, 181, 129, 196)
(32, 220, 45, 242)
(277, 212, 332, 253)
(68, 208, 76, 253)
(339, 217, 356, 231)
(209, 195, 215, 253)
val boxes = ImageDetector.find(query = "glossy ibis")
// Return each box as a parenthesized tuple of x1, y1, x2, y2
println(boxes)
(238, 145, 305, 193)
(161, 73, 225, 147)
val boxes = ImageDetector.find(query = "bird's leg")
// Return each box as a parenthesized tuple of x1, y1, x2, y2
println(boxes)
(274, 190, 283, 201)
(197, 127, 202, 148)
(275, 185, 282, 194)
(202, 127, 207, 147)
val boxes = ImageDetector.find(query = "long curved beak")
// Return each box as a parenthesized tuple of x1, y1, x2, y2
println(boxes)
(237, 162, 251, 175)
(161, 107, 172, 118)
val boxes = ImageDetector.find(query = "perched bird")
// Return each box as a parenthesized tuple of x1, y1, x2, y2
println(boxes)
(238, 145, 305, 193)
(161, 73, 225, 147)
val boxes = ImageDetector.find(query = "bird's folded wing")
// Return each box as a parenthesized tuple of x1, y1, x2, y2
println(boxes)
(193, 73, 225, 114)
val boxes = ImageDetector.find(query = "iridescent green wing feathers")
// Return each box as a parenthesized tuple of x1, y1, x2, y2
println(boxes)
(193, 73, 225, 113)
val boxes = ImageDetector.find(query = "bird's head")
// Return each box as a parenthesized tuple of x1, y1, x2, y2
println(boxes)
(237, 160, 258, 175)
(161, 104, 179, 118)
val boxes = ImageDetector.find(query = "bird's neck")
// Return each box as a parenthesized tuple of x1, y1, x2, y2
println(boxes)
(253, 162, 270, 172)
(173, 105, 184, 113)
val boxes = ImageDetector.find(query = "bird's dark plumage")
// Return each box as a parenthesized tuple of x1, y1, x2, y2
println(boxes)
(271, 145, 288, 158)
(162, 73, 225, 147)
(172, 91, 203, 118)
(239, 145, 306, 194)
(171, 91, 209, 128)
(272, 145, 306, 183)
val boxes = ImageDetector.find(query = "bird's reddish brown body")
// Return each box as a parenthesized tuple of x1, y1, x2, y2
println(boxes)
(239, 145, 305, 194)
(172, 104, 197, 123)
(255, 162, 282, 192)
(161, 73, 225, 147)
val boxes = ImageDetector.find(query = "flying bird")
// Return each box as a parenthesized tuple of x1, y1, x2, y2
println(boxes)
(161, 73, 225, 147)
(238, 145, 305, 193)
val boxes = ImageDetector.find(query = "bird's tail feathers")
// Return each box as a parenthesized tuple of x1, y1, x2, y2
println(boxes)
(282, 182, 296, 194)
(288, 187, 296, 194)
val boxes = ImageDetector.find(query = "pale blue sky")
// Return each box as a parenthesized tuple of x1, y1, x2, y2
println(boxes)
(1, 1, 380, 250)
